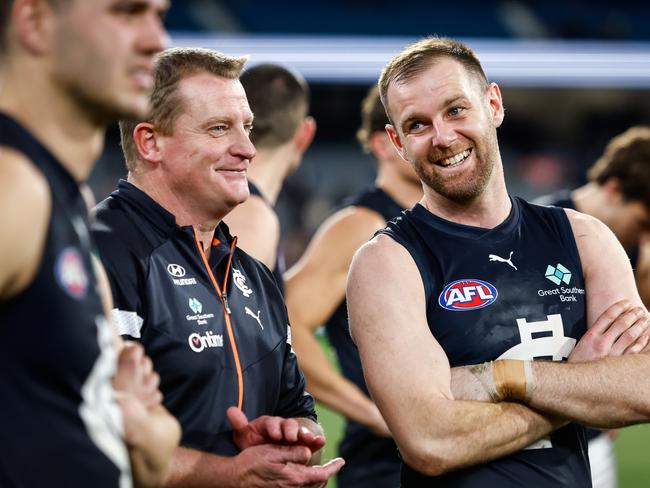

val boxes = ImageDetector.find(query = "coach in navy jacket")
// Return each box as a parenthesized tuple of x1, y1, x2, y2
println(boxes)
(92, 47, 343, 487)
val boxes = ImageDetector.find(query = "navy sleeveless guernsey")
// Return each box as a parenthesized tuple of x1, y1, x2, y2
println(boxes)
(380, 197, 591, 487)
(248, 181, 286, 292)
(0, 113, 130, 488)
(325, 186, 404, 488)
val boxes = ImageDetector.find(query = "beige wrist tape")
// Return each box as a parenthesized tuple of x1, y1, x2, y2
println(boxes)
(492, 360, 533, 402)
(469, 359, 533, 402)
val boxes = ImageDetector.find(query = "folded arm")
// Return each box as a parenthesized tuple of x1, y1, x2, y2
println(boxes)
(462, 212, 650, 428)
(347, 235, 563, 476)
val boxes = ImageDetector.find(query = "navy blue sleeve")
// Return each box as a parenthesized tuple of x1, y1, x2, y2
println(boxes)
(274, 322, 317, 422)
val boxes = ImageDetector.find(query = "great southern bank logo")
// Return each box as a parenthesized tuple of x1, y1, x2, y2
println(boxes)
(439, 279, 498, 311)
(189, 298, 202, 314)
(545, 263, 571, 285)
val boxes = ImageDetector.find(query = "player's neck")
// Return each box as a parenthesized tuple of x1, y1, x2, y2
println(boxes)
(247, 145, 295, 204)
(421, 166, 511, 228)
(376, 164, 423, 209)
(0, 67, 105, 183)
(570, 183, 604, 219)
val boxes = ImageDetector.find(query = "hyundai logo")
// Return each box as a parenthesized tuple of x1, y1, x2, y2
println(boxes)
(167, 263, 186, 277)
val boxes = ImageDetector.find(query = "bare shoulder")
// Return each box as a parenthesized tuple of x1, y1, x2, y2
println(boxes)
(226, 194, 279, 235)
(564, 208, 624, 264)
(348, 232, 421, 296)
(0, 147, 51, 296)
(305, 205, 387, 262)
(564, 208, 610, 240)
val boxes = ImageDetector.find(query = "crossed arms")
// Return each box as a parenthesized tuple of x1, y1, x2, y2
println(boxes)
(347, 209, 650, 476)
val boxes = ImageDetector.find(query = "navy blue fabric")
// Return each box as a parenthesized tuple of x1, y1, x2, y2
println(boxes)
(380, 197, 591, 487)
(248, 181, 286, 292)
(0, 112, 124, 487)
(325, 186, 404, 488)
(92, 180, 315, 456)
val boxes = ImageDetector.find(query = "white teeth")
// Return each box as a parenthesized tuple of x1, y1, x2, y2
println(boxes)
(440, 149, 471, 167)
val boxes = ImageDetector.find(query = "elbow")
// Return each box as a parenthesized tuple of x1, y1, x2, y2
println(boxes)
(399, 438, 458, 477)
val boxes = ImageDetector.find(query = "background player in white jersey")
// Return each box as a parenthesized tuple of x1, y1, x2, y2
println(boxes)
(348, 36, 650, 486)
(0, 1, 179, 486)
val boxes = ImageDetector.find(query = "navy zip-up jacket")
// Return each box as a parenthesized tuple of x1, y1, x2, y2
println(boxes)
(92, 180, 315, 456)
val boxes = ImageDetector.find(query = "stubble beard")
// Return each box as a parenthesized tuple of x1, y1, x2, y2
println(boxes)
(415, 132, 498, 204)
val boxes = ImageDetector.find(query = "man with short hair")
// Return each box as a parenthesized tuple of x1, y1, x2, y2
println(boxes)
(285, 85, 422, 488)
(0, 0, 179, 487)
(348, 36, 650, 486)
(224, 63, 316, 290)
(92, 47, 343, 488)
(535, 126, 650, 488)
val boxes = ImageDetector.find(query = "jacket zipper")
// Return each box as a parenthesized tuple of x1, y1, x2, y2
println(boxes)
(193, 229, 244, 410)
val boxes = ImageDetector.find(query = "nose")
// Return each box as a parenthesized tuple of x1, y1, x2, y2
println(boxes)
(232, 129, 256, 161)
(430, 119, 457, 149)
(137, 12, 169, 56)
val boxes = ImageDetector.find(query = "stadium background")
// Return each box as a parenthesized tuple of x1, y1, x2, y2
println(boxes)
(88, 1, 650, 485)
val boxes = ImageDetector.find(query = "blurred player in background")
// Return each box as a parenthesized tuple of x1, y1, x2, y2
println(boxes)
(285, 85, 422, 488)
(535, 125, 650, 488)
(224, 63, 316, 291)
(0, 0, 179, 487)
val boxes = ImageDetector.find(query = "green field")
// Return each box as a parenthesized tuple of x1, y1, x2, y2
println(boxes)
(315, 336, 650, 487)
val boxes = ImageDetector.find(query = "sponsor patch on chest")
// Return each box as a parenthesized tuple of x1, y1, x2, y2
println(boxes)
(438, 279, 498, 311)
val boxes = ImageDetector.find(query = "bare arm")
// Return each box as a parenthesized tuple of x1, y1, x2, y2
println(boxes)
(347, 236, 562, 476)
(520, 211, 650, 427)
(0, 150, 50, 299)
(285, 207, 390, 436)
(223, 195, 279, 269)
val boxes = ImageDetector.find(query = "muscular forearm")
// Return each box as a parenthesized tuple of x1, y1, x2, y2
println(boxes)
(293, 328, 388, 434)
(528, 354, 650, 428)
(399, 399, 563, 476)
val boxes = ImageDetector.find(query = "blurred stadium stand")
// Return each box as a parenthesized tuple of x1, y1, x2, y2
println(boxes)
(90, 1, 650, 266)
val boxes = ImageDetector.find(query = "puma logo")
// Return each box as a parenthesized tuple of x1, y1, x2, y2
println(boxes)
(245, 306, 263, 330)
(489, 251, 517, 271)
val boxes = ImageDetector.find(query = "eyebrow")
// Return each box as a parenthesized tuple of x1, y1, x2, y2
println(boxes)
(399, 94, 471, 130)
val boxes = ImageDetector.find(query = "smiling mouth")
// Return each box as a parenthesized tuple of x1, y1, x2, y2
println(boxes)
(436, 148, 472, 167)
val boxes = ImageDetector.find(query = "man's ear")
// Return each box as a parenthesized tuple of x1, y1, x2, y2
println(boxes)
(292, 116, 317, 154)
(133, 123, 163, 164)
(12, 0, 56, 55)
(486, 82, 505, 128)
(385, 124, 409, 163)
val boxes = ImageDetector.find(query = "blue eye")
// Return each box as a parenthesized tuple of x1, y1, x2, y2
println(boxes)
(449, 107, 464, 116)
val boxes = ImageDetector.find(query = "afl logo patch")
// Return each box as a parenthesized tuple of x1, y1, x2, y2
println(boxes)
(439, 279, 498, 311)
(55, 247, 89, 300)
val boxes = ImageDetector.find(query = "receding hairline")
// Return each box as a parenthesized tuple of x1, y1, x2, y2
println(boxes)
(381, 56, 487, 125)
(379, 37, 488, 123)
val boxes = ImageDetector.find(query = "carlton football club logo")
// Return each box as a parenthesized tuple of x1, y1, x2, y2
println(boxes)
(55, 247, 89, 300)
(439, 279, 498, 311)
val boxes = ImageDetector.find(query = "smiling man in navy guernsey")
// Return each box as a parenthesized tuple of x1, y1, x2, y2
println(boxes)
(347, 36, 650, 487)
(0, 1, 180, 487)
(91, 47, 344, 488)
